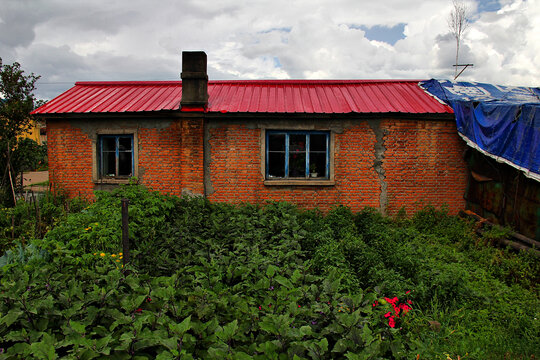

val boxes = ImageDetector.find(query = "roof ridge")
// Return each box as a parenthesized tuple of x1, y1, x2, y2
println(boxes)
(74, 79, 425, 87)
(209, 79, 424, 84)
(75, 81, 182, 86)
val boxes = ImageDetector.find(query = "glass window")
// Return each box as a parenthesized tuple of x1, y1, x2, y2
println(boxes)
(98, 135, 133, 178)
(266, 131, 329, 179)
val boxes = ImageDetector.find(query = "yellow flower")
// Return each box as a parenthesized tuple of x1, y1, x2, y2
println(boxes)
(116, 259, 120, 262)
(100, 253, 105, 257)
(120, 256, 123, 259)
(85, 227, 91, 231)
(119, 252, 123, 256)
(111, 254, 117, 257)
(93, 253, 97, 256)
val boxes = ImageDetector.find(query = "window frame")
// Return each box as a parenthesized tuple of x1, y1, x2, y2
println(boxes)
(98, 135, 134, 179)
(263, 129, 334, 186)
(92, 129, 138, 184)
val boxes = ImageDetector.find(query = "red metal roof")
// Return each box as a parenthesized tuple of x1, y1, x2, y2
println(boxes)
(32, 80, 453, 115)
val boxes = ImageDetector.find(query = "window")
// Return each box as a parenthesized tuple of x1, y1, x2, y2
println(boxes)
(266, 130, 330, 180)
(98, 135, 134, 178)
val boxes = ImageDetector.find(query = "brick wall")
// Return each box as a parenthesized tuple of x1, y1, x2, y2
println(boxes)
(206, 122, 381, 212)
(180, 118, 204, 196)
(138, 121, 182, 194)
(382, 120, 467, 215)
(47, 120, 95, 198)
(206, 119, 467, 214)
(47, 116, 466, 215)
(46, 118, 204, 199)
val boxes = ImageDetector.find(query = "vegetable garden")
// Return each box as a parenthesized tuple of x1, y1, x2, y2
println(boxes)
(0, 185, 539, 359)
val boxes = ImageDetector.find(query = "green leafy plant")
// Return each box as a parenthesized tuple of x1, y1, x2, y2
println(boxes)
(0, 185, 538, 359)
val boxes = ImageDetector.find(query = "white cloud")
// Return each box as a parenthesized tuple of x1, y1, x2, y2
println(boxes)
(1, 0, 537, 100)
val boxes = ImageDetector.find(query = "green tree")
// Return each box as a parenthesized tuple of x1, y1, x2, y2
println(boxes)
(0, 58, 41, 205)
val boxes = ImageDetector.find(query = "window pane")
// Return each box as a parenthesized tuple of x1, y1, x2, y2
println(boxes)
(118, 152, 132, 176)
(289, 134, 306, 152)
(119, 137, 132, 151)
(309, 152, 327, 177)
(103, 152, 116, 176)
(266, 131, 329, 180)
(268, 152, 285, 177)
(289, 152, 306, 177)
(102, 137, 116, 152)
(268, 134, 285, 151)
(310, 134, 327, 151)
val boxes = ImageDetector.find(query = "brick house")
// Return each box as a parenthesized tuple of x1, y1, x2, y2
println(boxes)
(32, 51, 467, 215)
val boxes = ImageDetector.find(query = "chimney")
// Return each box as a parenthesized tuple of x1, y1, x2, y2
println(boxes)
(180, 51, 209, 109)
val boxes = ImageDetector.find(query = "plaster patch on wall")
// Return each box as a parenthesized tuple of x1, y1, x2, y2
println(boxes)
(69, 118, 174, 139)
(368, 119, 388, 215)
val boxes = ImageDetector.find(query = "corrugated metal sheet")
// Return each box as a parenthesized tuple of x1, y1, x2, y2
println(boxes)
(32, 80, 453, 115)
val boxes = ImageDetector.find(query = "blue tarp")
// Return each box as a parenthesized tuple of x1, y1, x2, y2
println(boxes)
(421, 79, 540, 181)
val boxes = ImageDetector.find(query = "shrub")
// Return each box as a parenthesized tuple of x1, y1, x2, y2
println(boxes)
(0, 191, 86, 253)
(2, 186, 538, 358)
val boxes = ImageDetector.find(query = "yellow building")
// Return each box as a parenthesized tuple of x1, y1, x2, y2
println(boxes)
(18, 119, 46, 145)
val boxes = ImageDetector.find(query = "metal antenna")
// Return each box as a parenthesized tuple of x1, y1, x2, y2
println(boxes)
(453, 64, 474, 80)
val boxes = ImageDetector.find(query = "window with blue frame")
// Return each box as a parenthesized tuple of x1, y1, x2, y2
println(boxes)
(98, 135, 134, 178)
(266, 131, 330, 179)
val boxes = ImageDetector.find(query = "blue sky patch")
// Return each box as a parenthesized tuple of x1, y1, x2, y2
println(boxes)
(476, 0, 502, 13)
(349, 23, 406, 45)
(258, 27, 292, 34)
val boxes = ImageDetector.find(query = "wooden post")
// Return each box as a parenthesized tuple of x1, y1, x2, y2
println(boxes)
(34, 191, 41, 237)
(121, 199, 130, 265)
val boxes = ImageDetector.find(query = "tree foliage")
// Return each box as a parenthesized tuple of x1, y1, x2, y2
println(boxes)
(0, 58, 40, 140)
(0, 58, 41, 205)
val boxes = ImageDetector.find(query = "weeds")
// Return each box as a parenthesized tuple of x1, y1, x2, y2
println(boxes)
(0, 185, 538, 359)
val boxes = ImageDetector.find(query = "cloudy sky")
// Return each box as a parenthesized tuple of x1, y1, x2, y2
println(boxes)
(1, 0, 538, 100)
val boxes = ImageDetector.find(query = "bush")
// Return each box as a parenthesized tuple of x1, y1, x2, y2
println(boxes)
(0, 191, 86, 253)
(0, 196, 416, 359)
(1, 186, 538, 359)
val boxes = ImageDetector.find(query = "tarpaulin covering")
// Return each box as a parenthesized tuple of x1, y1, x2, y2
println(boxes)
(421, 79, 540, 181)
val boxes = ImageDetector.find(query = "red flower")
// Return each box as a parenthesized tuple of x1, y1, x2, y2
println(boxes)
(298, 305, 301, 308)
(146, 297, 152, 303)
(258, 306, 262, 310)
(405, 290, 411, 294)
(400, 303, 411, 314)
(372, 300, 379, 307)
(134, 308, 142, 313)
(384, 311, 392, 318)
(385, 297, 398, 305)
(388, 316, 396, 328)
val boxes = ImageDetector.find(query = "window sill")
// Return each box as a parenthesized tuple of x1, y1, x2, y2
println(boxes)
(264, 179, 335, 186)
(94, 178, 133, 185)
